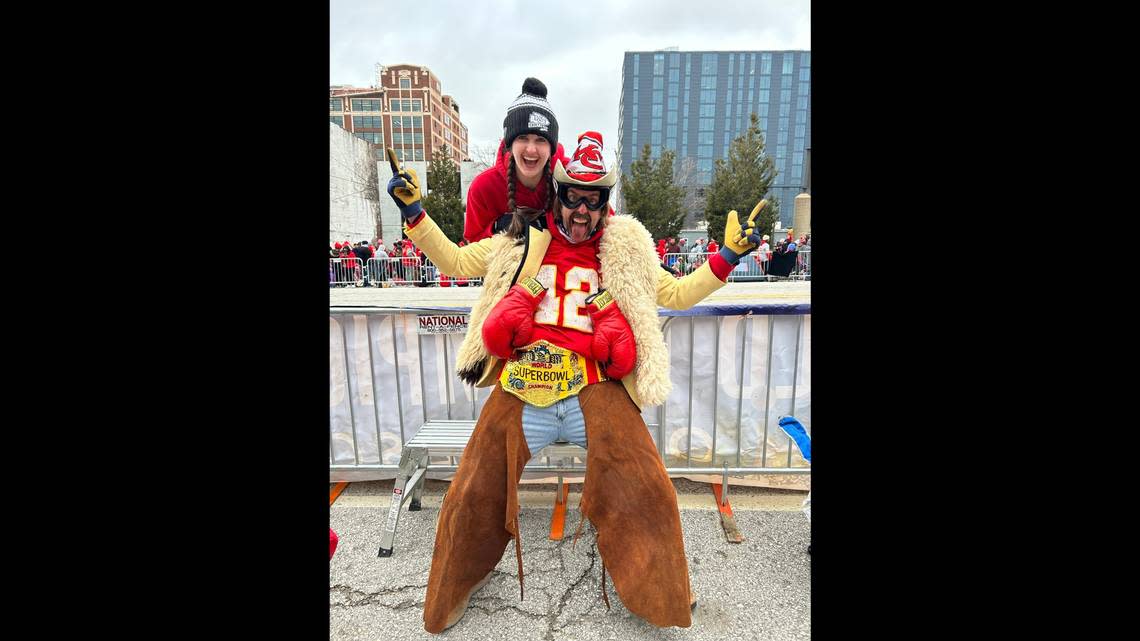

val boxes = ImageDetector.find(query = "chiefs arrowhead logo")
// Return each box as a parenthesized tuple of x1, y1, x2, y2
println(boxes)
(569, 135, 605, 173)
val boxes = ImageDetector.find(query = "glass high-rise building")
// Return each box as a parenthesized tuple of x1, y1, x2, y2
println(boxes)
(617, 50, 810, 227)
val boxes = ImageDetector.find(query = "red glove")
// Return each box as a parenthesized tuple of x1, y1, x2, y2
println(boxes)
(482, 277, 547, 360)
(585, 289, 637, 380)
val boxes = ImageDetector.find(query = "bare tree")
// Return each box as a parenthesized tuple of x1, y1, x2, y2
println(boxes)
(468, 142, 501, 173)
(673, 156, 703, 226)
(363, 153, 380, 240)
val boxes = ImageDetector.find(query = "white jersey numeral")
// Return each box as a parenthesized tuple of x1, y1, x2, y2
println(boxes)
(533, 265, 560, 325)
(562, 267, 598, 332)
(531, 264, 599, 332)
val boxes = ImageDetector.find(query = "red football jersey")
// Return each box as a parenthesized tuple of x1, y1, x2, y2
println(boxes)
(528, 212, 606, 380)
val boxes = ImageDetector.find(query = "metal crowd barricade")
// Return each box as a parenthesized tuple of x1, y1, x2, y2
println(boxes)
(330, 257, 363, 287)
(365, 256, 423, 287)
(688, 250, 710, 270)
(791, 249, 811, 280)
(365, 257, 407, 287)
(661, 252, 699, 275)
(364, 256, 483, 288)
(725, 254, 776, 282)
(436, 273, 483, 287)
(362, 257, 383, 286)
(755, 252, 772, 278)
(330, 304, 811, 477)
(428, 265, 484, 288)
(661, 251, 776, 282)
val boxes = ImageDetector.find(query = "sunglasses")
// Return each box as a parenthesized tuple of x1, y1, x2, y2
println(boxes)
(557, 184, 610, 212)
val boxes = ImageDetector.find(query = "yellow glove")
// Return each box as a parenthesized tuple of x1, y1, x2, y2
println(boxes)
(722, 200, 768, 256)
(385, 148, 422, 219)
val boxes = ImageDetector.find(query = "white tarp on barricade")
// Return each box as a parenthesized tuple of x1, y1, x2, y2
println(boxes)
(656, 314, 811, 469)
(330, 307, 809, 478)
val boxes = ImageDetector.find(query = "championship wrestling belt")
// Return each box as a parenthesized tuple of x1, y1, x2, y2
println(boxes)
(499, 339, 606, 407)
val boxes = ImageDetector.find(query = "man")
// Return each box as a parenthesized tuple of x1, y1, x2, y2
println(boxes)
(352, 240, 374, 287)
(688, 237, 707, 271)
(784, 230, 797, 253)
(334, 242, 354, 286)
(399, 237, 419, 283)
(387, 131, 766, 634)
(371, 238, 388, 285)
(663, 237, 680, 271)
(756, 233, 771, 275)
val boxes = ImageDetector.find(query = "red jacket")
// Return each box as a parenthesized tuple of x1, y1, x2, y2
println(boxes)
(464, 139, 566, 243)
(400, 245, 418, 268)
(706, 240, 718, 254)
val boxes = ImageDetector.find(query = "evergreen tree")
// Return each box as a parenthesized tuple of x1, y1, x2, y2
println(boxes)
(619, 144, 687, 241)
(423, 147, 464, 242)
(704, 113, 780, 242)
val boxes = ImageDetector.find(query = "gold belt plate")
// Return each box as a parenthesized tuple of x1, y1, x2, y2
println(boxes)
(499, 340, 600, 407)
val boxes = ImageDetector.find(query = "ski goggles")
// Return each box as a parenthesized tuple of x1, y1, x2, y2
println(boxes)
(557, 184, 610, 211)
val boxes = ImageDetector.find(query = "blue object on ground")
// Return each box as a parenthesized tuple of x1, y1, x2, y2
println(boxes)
(778, 416, 811, 463)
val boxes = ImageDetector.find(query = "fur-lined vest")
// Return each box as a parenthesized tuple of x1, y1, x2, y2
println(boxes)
(405, 213, 727, 408)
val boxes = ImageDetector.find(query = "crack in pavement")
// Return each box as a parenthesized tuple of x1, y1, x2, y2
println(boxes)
(544, 527, 602, 641)
(476, 569, 548, 603)
(330, 598, 424, 611)
(329, 583, 428, 608)
(330, 525, 614, 631)
(468, 602, 549, 621)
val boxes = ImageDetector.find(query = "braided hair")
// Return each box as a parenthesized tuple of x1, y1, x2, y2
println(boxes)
(504, 206, 545, 239)
(543, 162, 554, 213)
(506, 154, 517, 213)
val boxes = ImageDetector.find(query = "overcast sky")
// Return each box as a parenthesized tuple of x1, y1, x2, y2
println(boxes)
(331, 0, 810, 169)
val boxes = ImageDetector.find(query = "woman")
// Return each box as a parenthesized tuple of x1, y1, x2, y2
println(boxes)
(463, 78, 566, 243)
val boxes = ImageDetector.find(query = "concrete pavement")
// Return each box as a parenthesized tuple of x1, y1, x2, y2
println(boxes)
(330, 479, 810, 640)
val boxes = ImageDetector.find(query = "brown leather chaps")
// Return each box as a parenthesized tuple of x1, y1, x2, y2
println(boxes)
(422, 381, 692, 632)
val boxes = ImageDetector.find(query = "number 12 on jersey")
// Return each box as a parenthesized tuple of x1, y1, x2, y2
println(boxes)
(532, 264, 599, 332)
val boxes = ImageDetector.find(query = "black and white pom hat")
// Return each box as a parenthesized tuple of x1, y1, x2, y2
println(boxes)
(502, 77, 559, 151)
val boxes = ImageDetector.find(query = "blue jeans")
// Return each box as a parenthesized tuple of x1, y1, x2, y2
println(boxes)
(521, 395, 588, 459)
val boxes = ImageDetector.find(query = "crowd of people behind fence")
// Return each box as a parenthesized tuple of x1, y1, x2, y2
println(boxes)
(329, 237, 475, 287)
(657, 230, 810, 277)
(330, 230, 808, 287)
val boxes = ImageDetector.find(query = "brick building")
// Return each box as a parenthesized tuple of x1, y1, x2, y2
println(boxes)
(330, 63, 470, 164)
